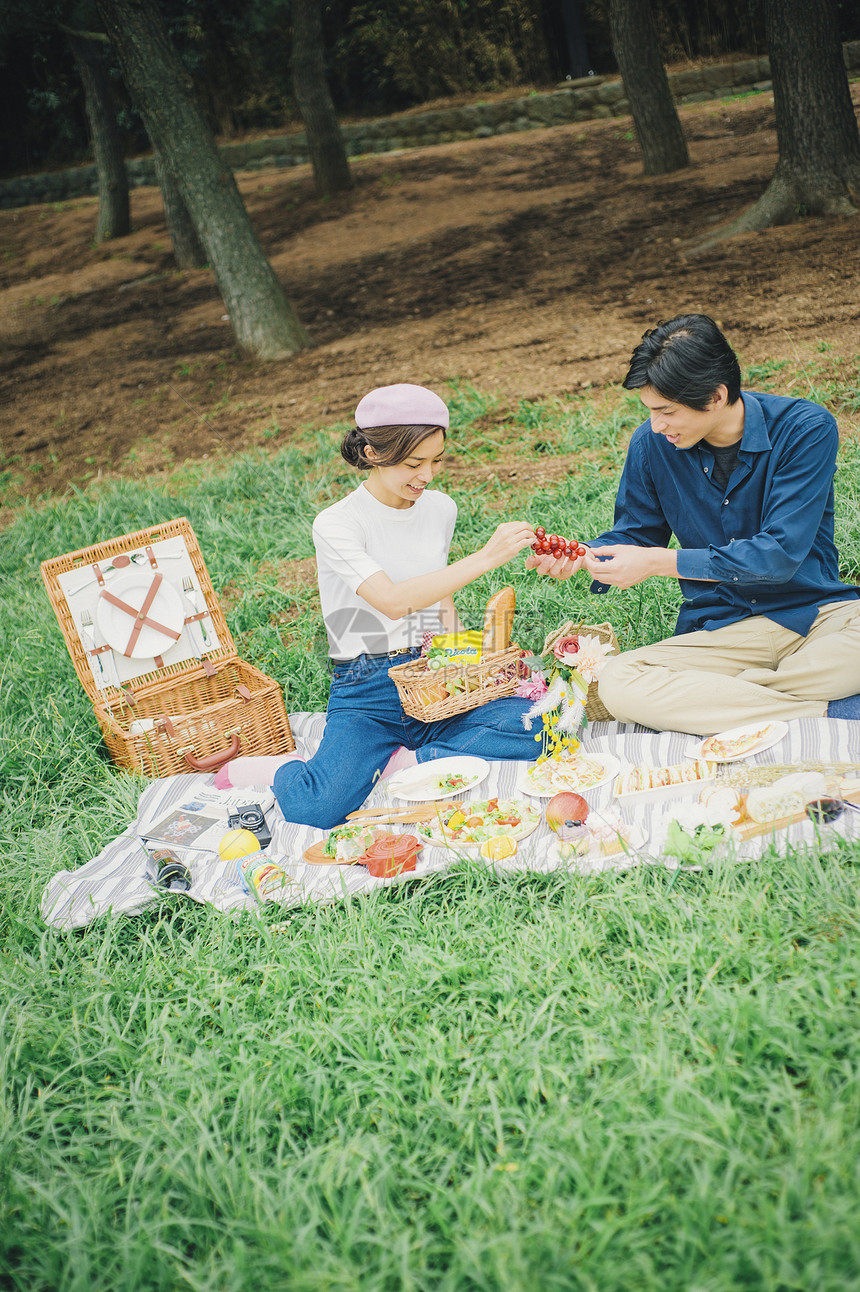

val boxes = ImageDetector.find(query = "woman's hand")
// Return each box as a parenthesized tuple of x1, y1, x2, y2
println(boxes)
(525, 546, 588, 581)
(479, 521, 537, 570)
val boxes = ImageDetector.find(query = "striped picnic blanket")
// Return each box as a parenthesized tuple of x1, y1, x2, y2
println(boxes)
(40, 715, 860, 930)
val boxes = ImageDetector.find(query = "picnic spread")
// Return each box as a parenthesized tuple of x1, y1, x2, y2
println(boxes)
(40, 713, 860, 931)
(37, 515, 860, 933)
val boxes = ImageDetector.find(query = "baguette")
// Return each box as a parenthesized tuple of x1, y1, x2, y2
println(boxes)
(614, 759, 715, 797)
(482, 586, 516, 654)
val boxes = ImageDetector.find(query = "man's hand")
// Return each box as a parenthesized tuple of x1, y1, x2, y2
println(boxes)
(524, 548, 587, 581)
(583, 544, 677, 588)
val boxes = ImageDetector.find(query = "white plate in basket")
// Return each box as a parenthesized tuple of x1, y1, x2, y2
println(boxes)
(386, 755, 490, 802)
(96, 571, 186, 660)
(516, 751, 620, 798)
(694, 721, 789, 764)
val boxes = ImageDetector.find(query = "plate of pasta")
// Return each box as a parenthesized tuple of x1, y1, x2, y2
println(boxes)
(515, 751, 619, 798)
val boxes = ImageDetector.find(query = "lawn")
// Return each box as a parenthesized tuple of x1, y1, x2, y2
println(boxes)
(2, 377, 860, 1291)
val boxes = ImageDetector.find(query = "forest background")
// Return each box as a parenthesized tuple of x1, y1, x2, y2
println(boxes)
(5, 0, 860, 180)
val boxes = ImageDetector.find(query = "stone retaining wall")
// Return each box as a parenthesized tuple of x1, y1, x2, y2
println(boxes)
(3, 42, 859, 210)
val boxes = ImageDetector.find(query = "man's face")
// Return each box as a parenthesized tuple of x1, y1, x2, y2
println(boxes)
(639, 384, 722, 451)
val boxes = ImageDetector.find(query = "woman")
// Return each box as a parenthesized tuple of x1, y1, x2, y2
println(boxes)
(217, 382, 538, 827)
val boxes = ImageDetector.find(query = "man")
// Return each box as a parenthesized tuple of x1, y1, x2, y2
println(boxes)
(529, 313, 860, 735)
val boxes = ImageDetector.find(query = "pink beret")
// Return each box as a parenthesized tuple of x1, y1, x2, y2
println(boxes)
(355, 383, 449, 430)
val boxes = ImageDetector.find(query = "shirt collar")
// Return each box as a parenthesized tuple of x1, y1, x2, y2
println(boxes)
(738, 392, 772, 453)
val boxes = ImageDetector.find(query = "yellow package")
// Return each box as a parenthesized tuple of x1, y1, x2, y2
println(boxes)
(428, 630, 483, 668)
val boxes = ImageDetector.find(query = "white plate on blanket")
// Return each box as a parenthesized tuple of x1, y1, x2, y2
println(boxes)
(541, 820, 649, 874)
(516, 752, 619, 798)
(695, 721, 789, 764)
(414, 798, 542, 850)
(386, 755, 490, 802)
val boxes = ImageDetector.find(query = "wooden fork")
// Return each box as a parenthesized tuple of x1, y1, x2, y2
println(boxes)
(345, 801, 460, 824)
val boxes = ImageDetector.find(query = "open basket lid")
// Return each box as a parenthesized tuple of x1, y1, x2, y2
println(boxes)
(41, 516, 238, 704)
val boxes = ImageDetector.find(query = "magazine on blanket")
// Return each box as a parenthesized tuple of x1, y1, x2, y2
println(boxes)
(139, 786, 275, 864)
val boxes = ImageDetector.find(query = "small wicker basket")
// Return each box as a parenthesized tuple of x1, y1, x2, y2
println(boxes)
(542, 621, 619, 723)
(389, 644, 526, 723)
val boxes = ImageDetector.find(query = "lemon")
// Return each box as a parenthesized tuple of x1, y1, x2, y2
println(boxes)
(480, 835, 517, 861)
(218, 828, 262, 860)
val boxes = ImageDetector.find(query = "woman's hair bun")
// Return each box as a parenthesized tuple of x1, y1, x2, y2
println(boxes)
(341, 426, 370, 468)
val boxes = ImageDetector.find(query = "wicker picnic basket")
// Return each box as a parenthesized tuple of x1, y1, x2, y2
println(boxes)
(543, 620, 619, 723)
(388, 643, 526, 723)
(41, 517, 294, 777)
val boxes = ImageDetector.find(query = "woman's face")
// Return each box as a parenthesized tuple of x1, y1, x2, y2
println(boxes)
(366, 428, 446, 509)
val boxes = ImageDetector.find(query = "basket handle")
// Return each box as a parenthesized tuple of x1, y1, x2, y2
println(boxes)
(183, 732, 241, 772)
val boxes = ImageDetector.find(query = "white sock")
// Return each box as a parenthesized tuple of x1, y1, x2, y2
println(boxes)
(379, 746, 417, 780)
(214, 752, 304, 790)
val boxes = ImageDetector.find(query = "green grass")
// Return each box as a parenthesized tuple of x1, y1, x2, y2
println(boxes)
(2, 385, 860, 1290)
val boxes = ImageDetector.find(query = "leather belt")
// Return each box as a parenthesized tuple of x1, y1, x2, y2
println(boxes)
(332, 646, 419, 663)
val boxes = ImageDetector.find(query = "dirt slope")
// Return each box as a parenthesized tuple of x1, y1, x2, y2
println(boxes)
(1, 86, 858, 508)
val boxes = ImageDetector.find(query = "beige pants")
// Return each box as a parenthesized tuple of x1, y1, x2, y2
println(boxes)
(597, 599, 860, 736)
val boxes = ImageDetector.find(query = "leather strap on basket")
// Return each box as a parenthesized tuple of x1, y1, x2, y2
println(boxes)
(183, 732, 241, 771)
(99, 572, 182, 658)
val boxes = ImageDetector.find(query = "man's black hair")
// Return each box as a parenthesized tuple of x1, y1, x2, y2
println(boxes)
(622, 313, 742, 410)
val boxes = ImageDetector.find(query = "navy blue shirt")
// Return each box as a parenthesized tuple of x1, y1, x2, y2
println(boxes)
(590, 390, 857, 636)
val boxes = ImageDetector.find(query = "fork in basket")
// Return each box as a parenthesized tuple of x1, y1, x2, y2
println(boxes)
(180, 577, 208, 656)
(80, 609, 120, 689)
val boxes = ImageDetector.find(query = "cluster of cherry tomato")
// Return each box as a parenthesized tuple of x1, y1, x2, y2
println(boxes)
(531, 526, 587, 558)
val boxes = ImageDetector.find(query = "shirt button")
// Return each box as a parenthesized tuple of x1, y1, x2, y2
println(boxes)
(723, 500, 729, 506)
(704, 467, 709, 473)
(733, 577, 738, 582)
(751, 599, 757, 604)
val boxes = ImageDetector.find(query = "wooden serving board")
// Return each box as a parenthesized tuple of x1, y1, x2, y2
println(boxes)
(733, 787, 860, 841)
(303, 840, 353, 866)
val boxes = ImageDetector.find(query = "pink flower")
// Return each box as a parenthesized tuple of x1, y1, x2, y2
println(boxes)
(515, 671, 548, 702)
(553, 634, 580, 662)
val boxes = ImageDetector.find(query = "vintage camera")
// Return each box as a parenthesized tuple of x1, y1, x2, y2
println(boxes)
(227, 802, 272, 850)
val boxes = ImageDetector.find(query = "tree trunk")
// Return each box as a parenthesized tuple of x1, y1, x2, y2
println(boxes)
(694, 0, 860, 249)
(67, 31, 131, 242)
(152, 145, 207, 269)
(96, 0, 311, 359)
(559, 0, 591, 80)
(290, 0, 353, 197)
(609, 0, 689, 176)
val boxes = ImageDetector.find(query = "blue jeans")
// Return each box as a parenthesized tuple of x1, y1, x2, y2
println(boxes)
(273, 648, 539, 828)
